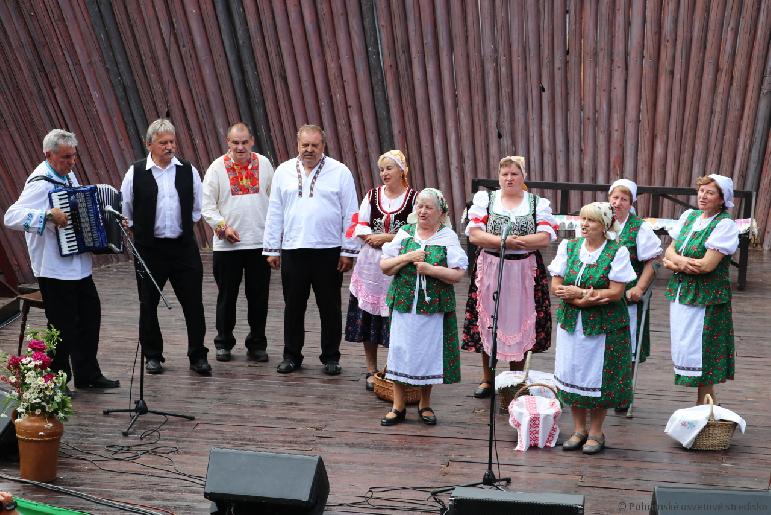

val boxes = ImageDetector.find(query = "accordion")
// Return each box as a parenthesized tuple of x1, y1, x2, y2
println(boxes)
(48, 185, 124, 257)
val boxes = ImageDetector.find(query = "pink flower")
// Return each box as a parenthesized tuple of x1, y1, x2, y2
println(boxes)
(31, 351, 52, 369)
(43, 373, 54, 383)
(7, 356, 22, 369)
(27, 340, 46, 352)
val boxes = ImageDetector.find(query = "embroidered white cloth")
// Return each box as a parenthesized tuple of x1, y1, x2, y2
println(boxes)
(508, 393, 562, 451)
(665, 404, 746, 448)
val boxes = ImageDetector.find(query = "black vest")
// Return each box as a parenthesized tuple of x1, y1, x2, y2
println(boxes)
(131, 158, 194, 246)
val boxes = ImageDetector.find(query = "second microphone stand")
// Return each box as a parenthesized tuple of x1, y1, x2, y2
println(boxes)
(102, 213, 195, 436)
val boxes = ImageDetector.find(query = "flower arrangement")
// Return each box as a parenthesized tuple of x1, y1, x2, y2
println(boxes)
(0, 328, 72, 422)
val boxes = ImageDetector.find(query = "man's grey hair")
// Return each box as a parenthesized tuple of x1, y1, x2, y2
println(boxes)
(145, 119, 176, 145)
(297, 124, 326, 144)
(42, 129, 78, 154)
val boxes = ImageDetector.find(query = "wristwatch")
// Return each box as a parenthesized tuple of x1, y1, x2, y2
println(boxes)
(1, 500, 17, 511)
(44, 210, 53, 222)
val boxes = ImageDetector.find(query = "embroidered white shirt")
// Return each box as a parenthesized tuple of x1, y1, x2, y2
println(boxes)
(3, 161, 92, 280)
(262, 155, 360, 257)
(120, 155, 202, 238)
(201, 153, 275, 251)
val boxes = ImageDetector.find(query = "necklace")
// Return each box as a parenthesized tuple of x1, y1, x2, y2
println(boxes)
(295, 155, 326, 197)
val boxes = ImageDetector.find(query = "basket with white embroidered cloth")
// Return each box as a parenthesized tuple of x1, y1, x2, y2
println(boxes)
(664, 394, 746, 451)
(507, 382, 562, 451)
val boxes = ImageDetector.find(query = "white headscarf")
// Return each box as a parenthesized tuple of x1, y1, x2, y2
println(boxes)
(608, 178, 638, 202)
(707, 174, 734, 208)
(582, 201, 621, 240)
(407, 188, 452, 229)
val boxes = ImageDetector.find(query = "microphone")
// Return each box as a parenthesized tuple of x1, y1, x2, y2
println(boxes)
(104, 206, 127, 221)
(499, 219, 512, 254)
(500, 219, 513, 240)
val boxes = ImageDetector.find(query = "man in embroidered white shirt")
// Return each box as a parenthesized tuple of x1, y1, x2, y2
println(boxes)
(263, 125, 360, 375)
(202, 123, 275, 363)
(4, 129, 119, 392)
(120, 119, 211, 376)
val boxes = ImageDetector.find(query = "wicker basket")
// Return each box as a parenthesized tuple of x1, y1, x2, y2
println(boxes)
(690, 394, 737, 451)
(513, 382, 559, 403)
(372, 371, 422, 405)
(497, 352, 532, 413)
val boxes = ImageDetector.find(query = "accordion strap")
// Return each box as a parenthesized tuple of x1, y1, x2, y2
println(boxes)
(27, 175, 73, 188)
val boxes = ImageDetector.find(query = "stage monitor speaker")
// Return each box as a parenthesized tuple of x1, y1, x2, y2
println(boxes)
(651, 486, 771, 515)
(204, 448, 329, 515)
(0, 390, 17, 459)
(447, 487, 584, 514)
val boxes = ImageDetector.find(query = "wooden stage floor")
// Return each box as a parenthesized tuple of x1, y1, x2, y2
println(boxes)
(0, 247, 769, 514)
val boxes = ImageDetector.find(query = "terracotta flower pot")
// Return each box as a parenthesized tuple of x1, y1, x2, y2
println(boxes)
(14, 415, 64, 482)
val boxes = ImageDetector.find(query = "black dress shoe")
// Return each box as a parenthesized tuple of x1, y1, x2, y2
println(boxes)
(246, 349, 269, 362)
(380, 408, 406, 426)
(277, 359, 301, 374)
(215, 348, 232, 362)
(190, 358, 212, 375)
(473, 382, 493, 399)
(145, 359, 163, 374)
(323, 361, 342, 376)
(75, 375, 120, 389)
(418, 406, 437, 425)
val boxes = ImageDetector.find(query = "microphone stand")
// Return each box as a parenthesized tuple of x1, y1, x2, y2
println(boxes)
(102, 212, 195, 436)
(430, 221, 513, 498)
(481, 221, 512, 486)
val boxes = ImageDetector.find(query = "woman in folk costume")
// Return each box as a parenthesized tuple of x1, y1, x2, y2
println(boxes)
(345, 150, 417, 391)
(549, 202, 636, 454)
(379, 188, 468, 426)
(607, 179, 662, 405)
(462, 156, 557, 399)
(662, 175, 739, 405)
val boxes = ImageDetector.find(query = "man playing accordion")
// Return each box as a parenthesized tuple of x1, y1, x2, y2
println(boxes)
(4, 129, 120, 392)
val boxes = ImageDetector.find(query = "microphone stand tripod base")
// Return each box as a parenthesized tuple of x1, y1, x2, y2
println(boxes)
(103, 356, 195, 436)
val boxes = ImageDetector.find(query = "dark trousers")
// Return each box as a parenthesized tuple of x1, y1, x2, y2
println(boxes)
(37, 276, 103, 384)
(281, 247, 342, 364)
(212, 249, 271, 350)
(135, 239, 207, 362)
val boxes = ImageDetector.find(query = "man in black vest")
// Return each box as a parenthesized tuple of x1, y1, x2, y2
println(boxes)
(120, 119, 211, 375)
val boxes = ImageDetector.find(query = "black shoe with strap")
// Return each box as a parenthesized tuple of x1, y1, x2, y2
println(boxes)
(418, 406, 437, 425)
(365, 372, 376, 392)
(380, 408, 406, 426)
(473, 381, 493, 399)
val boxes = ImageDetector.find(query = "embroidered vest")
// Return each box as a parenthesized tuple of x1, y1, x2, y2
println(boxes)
(386, 224, 456, 314)
(369, 187, 416, 234)
(556, 238, 629, 336)
(617, 215, 644, 290)
(484, 191, 538, 236)
(664, 210, 732, 306)
(132, 158, 194, 246)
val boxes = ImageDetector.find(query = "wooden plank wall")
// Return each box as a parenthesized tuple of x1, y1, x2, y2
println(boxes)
(1, 0, 770, 286)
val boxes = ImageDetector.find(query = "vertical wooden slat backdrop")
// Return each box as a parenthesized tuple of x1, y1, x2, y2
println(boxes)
(1, 0, 770, 286)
